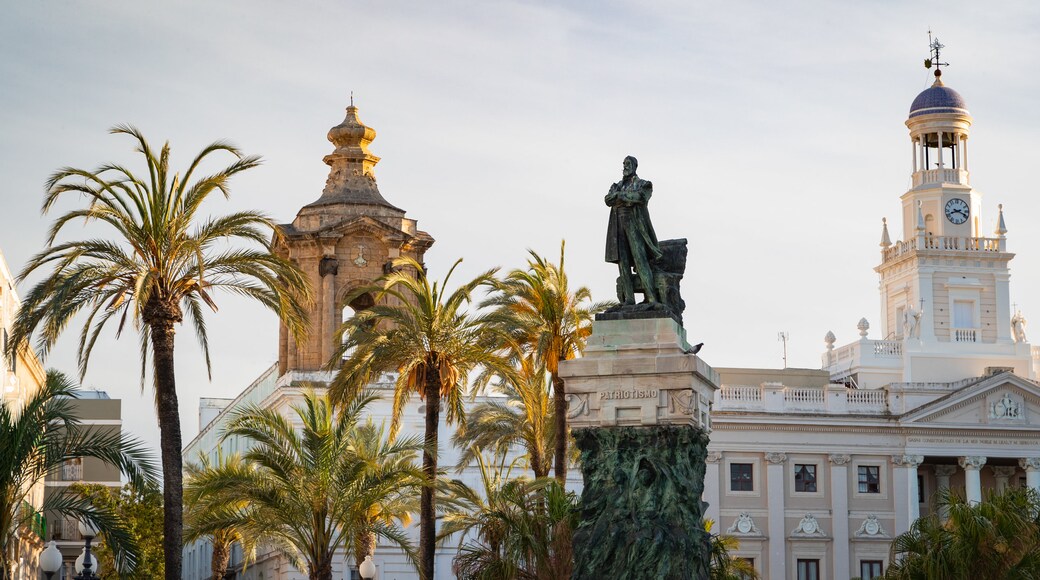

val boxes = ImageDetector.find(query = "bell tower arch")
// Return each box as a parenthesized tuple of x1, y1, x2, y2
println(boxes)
(274, 103, 434, 374)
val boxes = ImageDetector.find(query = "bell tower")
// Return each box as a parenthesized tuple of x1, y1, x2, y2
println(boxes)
(872, 40, 1031, 382)
(274, 103, 434, 374)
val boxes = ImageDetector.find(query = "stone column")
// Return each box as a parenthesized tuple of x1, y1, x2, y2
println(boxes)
(704, 451, 722, 526)
(991, 466, 1017, 493)
(765, 452, 787, 580)
(959, 456, 987, 504)
(1019, 458, 1040, 492)
(934, 465, 957, 520)
(319, 254, 339, 364)
(912, 138, 918, 173)
(962, 135, 969, 172)
(829, 454, 852, 580)
(937, 131, 944, 168)
(893, 455, 924, 533)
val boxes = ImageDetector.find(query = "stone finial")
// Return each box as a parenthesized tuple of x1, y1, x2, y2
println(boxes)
(916, 201, 926, 233)
(996, 203, 1008, 236)
(824, 331, 836, 350)
(880, 217, 892, 248)
(857, 318, 870, 338)
(325, 104, 380, 176)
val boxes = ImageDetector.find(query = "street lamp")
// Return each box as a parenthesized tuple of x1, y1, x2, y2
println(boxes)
(75, 518, 100, 579)
(359, 555, 377, 579)
(39, 541, 63, 580)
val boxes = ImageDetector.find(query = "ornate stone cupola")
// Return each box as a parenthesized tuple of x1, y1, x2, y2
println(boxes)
(275, 102, 434, 375)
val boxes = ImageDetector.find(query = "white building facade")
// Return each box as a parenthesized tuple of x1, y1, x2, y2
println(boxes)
(707, 69, 1040, 580)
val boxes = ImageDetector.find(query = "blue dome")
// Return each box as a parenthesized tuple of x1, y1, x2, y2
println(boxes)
(909, 82, 968, 118)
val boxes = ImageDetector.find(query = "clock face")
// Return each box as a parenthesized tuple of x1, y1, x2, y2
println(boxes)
(945, 198, 970, 225)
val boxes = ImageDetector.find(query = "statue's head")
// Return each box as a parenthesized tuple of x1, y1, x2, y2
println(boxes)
(622, 156, 638, 177)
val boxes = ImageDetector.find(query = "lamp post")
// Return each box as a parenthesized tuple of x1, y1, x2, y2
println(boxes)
(359, 555, 377, 580)
(40, 541, 63, 580)
(75, 519, 100, 580)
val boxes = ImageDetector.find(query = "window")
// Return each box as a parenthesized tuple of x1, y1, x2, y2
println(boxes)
(953, 300, 974, 328)
(794, 464, 817, 492)
(738, 558, 755, 580)
(730, 463, 753, 491)
(861, 560, 883, 579)
(859, 465, 881, 493)
(797, 559, 820, 580)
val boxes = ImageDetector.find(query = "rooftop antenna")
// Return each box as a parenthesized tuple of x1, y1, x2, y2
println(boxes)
(924, 30, 949, 79)
(778, 331, 789, 369)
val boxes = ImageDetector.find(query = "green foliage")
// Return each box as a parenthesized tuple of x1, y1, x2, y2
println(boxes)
(705, 520, 759, 580)
(479, 241, 608, 481)
(0, 370, 157, 577)
(184, 451, 255, 580)
(187, 390, 423, 580)
(440, 450, 578, 580)
(71, 483, 165, 580)
(883, 486, 1040, 579)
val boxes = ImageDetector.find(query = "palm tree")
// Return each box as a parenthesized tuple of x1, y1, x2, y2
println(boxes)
(455, 352, 554, 478)
(439, 450, 577, 580)
(328, 256, 501, 580)
(883, 487, 1040, 579)
(9, 126, 310, 580)
(348, 421, 422, 569)
(481, 241, 605, 482)
(183, 451, 257, 580)
(0, 370, 157, 578)
(705, 520, 758, 580)
(189, 391, 423, 580)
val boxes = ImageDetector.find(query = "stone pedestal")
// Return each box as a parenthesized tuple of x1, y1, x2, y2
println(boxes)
(561, 317, 719, 580)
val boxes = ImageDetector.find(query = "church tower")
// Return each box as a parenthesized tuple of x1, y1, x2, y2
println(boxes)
(274, 104, 434, 374)
(872, 63, 1031, 382)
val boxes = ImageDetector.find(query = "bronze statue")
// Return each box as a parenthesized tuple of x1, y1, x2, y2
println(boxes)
(605, 156, 663, 306)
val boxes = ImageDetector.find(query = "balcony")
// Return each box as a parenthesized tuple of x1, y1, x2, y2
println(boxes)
(912, 167, 969, 187)
(883, 235, 1004, 263)
(952, 328, 980, 343)
(715, 383, 889, 415)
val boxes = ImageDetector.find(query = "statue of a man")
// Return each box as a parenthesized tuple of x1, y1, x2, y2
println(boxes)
(1012, 310, 1028, 343)
(605, 156, 663, 305)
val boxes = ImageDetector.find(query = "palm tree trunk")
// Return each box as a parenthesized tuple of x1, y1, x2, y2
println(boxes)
(309, 559, 333, 580)
(353, 529, 377, 574)
(552, 372, 567, 482)
(420, 367, 441, 580)
(150, 317, 183, 580)
(210, 540, 231, 580)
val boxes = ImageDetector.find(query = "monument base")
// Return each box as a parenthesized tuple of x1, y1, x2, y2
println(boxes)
(572, 424, 711, 580)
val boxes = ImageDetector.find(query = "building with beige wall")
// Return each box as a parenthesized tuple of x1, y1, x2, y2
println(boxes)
(706, 68, 1040, 580)
(1, 247, 48, 580)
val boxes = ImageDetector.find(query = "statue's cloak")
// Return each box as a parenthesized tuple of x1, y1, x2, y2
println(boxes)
(605, 177, 662, 264)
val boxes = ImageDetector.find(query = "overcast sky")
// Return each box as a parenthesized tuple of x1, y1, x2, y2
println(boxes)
(3, 1, 1040, 454)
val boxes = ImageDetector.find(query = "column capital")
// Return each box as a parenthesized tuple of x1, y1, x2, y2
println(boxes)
(1019, 457, 1040, 472)
(705, 451, 722, 464)
(892, 454, 924, 468)
(764, 452, 787, 465)
(991, 466, 1018, 478)
(959, 456, 987, 471)
(934, 464, 958, 478)
(828, 453, 852, 465)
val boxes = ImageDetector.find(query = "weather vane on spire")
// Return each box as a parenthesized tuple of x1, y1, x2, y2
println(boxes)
(924, 30, 949, 78)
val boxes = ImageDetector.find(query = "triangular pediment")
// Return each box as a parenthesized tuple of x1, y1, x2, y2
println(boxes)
(901, 373, 1040, 427)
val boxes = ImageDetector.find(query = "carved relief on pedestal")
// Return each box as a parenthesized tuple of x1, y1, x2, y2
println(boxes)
(791, 513, 826, 538)
(565, 393, 590, 419)
(854, 514, 888, 538)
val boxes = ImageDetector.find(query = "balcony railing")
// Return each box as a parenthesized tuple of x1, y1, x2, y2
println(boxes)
(62, 460, 83, 481)
(912, 167, 969, 187)
(883, 235, 1003, 262)
(952, 328, 979, 343)
(716, 383, 889, 414)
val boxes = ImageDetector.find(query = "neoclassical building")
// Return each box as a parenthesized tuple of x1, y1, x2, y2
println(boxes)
(706, 68, 1040, 580)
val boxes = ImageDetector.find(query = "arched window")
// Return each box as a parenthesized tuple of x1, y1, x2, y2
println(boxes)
(341, 292, 375, 360)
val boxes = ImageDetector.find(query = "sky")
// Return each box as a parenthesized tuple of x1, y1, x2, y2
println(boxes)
(2, 1, 1040, 454)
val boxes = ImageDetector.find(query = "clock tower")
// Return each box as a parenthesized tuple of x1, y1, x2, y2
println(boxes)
(870, 64, 1031, 383)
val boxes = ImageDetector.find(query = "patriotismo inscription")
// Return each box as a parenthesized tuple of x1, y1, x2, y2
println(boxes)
(601, 388, 659, 401)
